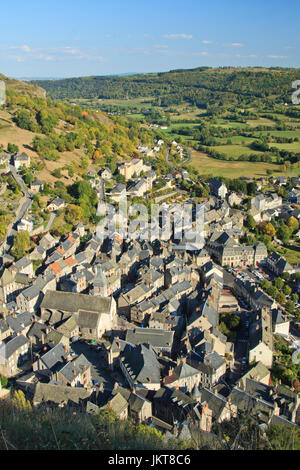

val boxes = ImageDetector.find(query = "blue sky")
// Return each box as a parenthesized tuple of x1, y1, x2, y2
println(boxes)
(1, 0, 300, 78)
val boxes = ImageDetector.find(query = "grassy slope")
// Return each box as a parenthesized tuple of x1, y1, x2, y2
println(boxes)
(189, 149, 299, 178)
(0, 74, 116, 185)
(0, 74, 46, 98)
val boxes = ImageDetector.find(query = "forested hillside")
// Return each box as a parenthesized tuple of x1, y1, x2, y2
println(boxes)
(33, 67, 300, 109)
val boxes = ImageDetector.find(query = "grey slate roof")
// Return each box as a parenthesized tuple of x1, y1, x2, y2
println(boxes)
(1, 334, 29, 359)
(41, 291, 113, 315)
(121, 344, 161, 386)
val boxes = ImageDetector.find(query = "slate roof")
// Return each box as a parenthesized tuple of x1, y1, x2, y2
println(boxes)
(1, 334, 29, 359)
(33, 382, 91, 406)
(125, 328, 174, 350)
(6, 311, 34, 334)
(120, 344, 161, 386)
(39, 343, 69, 371)
(41, 291, 113, 315)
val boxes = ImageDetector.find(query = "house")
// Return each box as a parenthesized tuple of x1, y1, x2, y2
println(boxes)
(101, 392, 128, 420)
(125, 327, 174, 355)
(13, 152, 30, 170)
(0, 318, 11, 342)
(0, 268, 18, 304)
(119, 343, 161, 391)
(17, 218, 33, 232)
(187, 351, 227, 387)
(227, 192, 243, 207)
(12, 257, 34, 277)
(40, 291, 117, 339)
(56, 354, 91, 388)
(109, 183, 126, 203)
(209, 179, 227, 199)
(152, 386, 212, 431)
(98, 167, 112, 180)
(288, 189, 300, 204)
(0, 334, 30, 378)
(128, 392, 152, 423)
(196, 387, 237, 423)
(32, 382, 92, 409)
(163, 358, 202, 393)
(118, 158, 149, 181)
(30, 180, 44, 193)
(127, 178, 148, 197)
(33, 343, 70, 378)
(16, 286, 41, 313)
(39, 233, 57, 252)
(266, 252, 294, 276)
(251, 193, 282, 213)
(238, 362, 271, 388)
(47, 197, 65, 212)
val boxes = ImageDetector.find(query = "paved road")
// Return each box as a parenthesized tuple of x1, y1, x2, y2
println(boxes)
(230, 307, 251, 384)
(1, 166, 33, 255)
(44, 211, 56, 232)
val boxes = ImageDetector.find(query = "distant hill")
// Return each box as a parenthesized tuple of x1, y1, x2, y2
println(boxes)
(32, 67, 300, 107)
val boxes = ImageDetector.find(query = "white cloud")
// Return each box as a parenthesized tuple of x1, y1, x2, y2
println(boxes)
(236, 54, 257, 58)
(201, 40, 213, 44)
(268, 55, 287, 59)
(230, 43, 244, 47)
(164, 34, 193, 40)
(9, 45, 31, 52)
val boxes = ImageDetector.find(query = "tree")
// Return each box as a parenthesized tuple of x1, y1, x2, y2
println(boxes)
(288, 216, 299, 233)
(65, 204, 83, 225)
(12, 390, 32, 412)
(277, 225, 291, 244)
(246, 215, 256, 231)
(285, 300, 295, 313)
(0, 375, 8, 388)
(274, 277, 284, 290)
(11, 231, 31, 259)
(7, 142, 19, 154)
(263, 222, 276, 238)
(93, 149, 101, 161)
(283, 284, 292, 296)
(281, 272, 290, 281)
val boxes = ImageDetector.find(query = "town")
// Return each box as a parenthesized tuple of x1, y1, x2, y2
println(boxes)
(0, 137, 299, 448)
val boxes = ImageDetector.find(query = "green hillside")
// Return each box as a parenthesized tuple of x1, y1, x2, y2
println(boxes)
(32, 67, 300, 108)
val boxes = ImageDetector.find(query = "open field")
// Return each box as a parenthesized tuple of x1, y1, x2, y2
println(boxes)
(189, 149, 300, 178)
(210, 144, 263, 158)
(280, 242, 300, 265)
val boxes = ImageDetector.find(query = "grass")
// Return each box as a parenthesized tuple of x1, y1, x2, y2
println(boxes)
(189, 149, 300, 178)
(0, 402, 192, 451)
(210, 144, 263, 158)
(279, 241, 300, 265)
